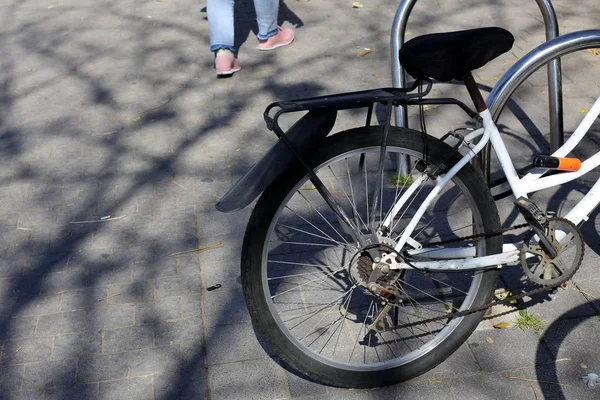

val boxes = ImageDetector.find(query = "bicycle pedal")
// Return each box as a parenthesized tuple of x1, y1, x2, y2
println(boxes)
(514, 197, 549, 231)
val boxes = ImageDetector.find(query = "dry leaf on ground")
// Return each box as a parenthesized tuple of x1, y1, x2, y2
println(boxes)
(357, 48, 374, 57)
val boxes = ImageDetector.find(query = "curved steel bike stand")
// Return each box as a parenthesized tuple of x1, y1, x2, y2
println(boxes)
(391, 0, 565, 177)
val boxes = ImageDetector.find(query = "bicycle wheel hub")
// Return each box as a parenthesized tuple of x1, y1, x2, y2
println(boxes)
(350, 241, 406, 299)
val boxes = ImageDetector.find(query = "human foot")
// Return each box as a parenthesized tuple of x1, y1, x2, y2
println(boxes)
(257, 27, 295, 51)
(215, 49, 241, 76)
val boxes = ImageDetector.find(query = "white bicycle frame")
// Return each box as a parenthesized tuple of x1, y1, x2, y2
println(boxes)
(381, 96, 600, 271)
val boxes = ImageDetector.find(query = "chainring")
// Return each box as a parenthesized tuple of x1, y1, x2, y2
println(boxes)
(520, 217, 584, 286)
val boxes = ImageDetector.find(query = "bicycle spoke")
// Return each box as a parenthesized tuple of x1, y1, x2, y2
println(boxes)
(296, 191, 351, 244)
(280, 222, 349, 248)
(395, 277, 462, 313)
(349, 299, 375, 362)
(271, 265, 349, 299)
(327, 163, 369, 232)
(363, 155, 370, 230)
(300, 286, 356, 343)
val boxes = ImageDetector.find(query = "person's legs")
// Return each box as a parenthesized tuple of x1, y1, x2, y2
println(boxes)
(208, 0, 241, 76)
(253, 0, 279, 40)
(207, 0, 236, 52)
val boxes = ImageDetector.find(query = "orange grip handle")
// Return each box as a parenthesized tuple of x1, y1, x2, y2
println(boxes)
(557, 157, 581, 172)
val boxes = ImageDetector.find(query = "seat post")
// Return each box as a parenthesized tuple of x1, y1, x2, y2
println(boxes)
(463, 73, 487, 113)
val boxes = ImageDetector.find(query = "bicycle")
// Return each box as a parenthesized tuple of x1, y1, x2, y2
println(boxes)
(216, 26, 599, 388)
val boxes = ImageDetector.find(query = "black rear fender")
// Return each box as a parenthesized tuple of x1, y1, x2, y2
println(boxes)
(215, 110, 337, 213)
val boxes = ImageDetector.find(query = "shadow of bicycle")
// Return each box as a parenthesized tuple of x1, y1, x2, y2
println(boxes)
(532, 299, 600, 399)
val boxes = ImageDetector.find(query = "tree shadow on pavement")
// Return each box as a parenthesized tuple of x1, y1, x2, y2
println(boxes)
(1, 0, 599, 398)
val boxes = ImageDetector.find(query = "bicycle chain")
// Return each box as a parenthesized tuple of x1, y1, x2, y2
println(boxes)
(421, 223, 529, 248)
(383, 222, 563, 332)
(385, 283, 559, 331)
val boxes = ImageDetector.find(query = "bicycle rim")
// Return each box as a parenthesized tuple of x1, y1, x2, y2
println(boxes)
(258, 138, 493, 372)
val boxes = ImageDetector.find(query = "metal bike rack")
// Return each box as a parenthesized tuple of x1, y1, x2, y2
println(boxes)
(391, 0, 565, 179)
(488, 30, 600, 119)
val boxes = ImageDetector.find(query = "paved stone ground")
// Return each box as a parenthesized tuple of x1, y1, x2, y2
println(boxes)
(1, 0, 600, 398)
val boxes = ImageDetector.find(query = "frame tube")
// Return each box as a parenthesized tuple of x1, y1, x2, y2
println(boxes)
(393, 110, 496, 253)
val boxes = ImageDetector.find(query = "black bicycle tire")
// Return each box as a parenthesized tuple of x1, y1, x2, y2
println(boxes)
(241, 126, 502, 388)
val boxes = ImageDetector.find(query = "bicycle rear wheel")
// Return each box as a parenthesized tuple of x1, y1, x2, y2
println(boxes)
(242, 126, 502, 387)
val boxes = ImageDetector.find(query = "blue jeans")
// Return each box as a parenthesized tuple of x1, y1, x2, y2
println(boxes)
(208, 0, 279, 53)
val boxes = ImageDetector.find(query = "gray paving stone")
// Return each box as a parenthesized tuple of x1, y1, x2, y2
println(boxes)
(446, 370, 536, 400)
(180, 294, 202, 318)
(202, 288, 250, 327)
(1, 338, 52, 364)
(59, 287, 109, 311)
(77, 353, 130, 383)
(40, 269, 88, 294)
(209, 358, 288, 400)
(0, 277, 42, 299)
(36, 310, 87, 336)
(285, 370, 327, 398)
(52, 332, 103, 359)
(325, 380, 453, 399)
(417, 342, 482, 381)
(46, 384, 99, 400)
(0, 317, 37, 341)
(4, 390, 46, 400)
(105, 280, 154, 305)
(0, 364, 23, 394)
(135, 296, 181, 325)
(467, 328, 554, 371)
(155, 317, 203, 347)
(155, 273, 201, 298)
(196, 208, 252, 238)
(14, 294, 62, 317)
(102, 325, 156, 353)
(132, 257, 179, 281)
(0, 302, 15, 322)
(522, 286, 598, 323)
(154, 371, 208, 400)
(205, 323, 267, 366)
(541, 315, 600, 360)
(98, 377, 153, 400)
(85, 263, 133, 288)
(128, 345, 182, 377)
(197, 234, 244, 265)
(571, 251, 600, 300)
(517, 359, 599, 400)
(200, 259, 242, 291)
(86, 304, 135, 330)
(22, 359, 77, 390)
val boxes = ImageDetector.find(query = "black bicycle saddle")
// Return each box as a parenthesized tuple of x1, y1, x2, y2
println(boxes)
(399, 27, 514, 82)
